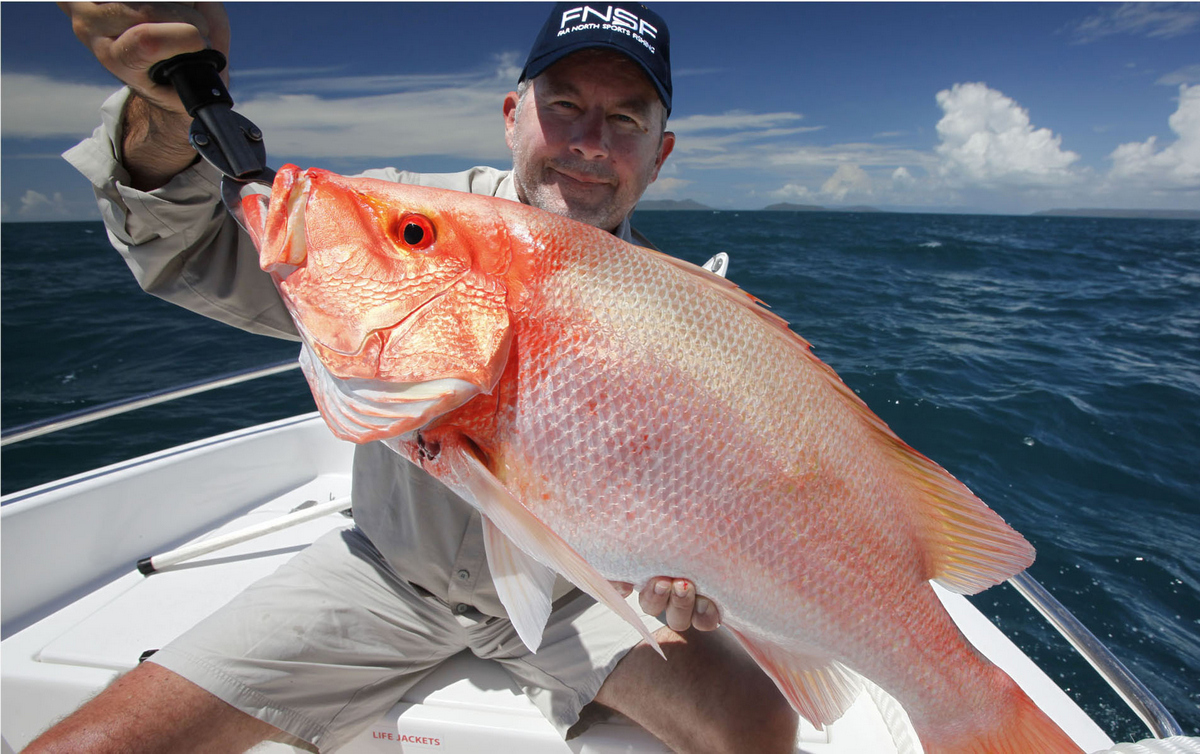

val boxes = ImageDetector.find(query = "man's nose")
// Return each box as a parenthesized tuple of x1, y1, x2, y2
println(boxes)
(569, 109, 608, 160)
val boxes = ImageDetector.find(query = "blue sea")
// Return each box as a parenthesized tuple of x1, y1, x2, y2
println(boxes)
(2, 213, 1197, 742)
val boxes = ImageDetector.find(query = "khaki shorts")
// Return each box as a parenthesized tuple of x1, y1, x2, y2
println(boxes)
(151, 527, 661, 752)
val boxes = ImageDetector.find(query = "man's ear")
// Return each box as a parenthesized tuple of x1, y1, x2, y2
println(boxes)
(650, 131, 676, 182)
(503, 91, 521, 151)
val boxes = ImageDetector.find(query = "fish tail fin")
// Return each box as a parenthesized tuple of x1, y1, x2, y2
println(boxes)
(891, 438, 1035, 593)
(920, 682, 1083, 754)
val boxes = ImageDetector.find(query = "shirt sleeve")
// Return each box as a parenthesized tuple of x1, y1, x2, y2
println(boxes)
(63, 88, 300, 340)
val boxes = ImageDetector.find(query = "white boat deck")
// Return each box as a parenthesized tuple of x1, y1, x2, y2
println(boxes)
(2, 414, 1117, 752)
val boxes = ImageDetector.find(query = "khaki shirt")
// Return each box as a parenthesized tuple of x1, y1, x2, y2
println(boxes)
(65, 88, 650, 618)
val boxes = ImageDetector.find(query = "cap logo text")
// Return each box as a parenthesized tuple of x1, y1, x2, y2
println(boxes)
(559, 5, 658, 53)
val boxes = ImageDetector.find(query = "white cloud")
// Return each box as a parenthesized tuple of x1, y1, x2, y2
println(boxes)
(770, 144, 933, 170)
(821, 164, 873, 201)
(234, 55, 521, 161)
(1069, 2, 1200, 43)
(892, 166, 916, 187)
(12, 190, 73, 219)
(669, 111, 807, 134)
(934, 82, 1081, 189)
(1157, 64, 1200, 86)
(0, 73, 116, 138)
(666, 111, 822, 161)
(242, 88, 510, 161)
(769, 183, 816, 201)
(1108, 84, 1200, 189)
(642, 177, 691, 197)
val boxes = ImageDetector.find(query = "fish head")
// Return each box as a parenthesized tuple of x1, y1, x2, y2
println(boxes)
(242, 165, 519, 441)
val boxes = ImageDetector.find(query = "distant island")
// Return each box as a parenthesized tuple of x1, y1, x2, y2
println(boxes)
(636, 199, 714, 211)
(637, 199, 886, 212)
(632, 201, 1196, 219)
(1033, 208, 1200, 220)
(764, 203, 883, 213)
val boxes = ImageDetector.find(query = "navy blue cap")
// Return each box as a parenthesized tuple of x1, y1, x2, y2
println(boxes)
(521, 3, 672, 115)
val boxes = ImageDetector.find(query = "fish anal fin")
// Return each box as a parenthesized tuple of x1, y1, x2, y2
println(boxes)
(482, 517, 557, 652)
(409, 437, 662, 657)
(726, 628, 862, 729)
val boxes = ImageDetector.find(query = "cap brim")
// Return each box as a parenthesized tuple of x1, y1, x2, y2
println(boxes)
(522, 42, 671, 114)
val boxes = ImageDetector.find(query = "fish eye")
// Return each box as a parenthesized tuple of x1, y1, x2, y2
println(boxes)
(390, 213, 435, 251)
(403, 222, 424, 246)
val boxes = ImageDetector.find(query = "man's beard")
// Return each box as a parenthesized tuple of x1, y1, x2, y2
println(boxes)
(511, 142, 629, 231)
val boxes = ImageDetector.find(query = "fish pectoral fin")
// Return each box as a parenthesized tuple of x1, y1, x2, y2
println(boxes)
(443, 442, 663, 657)
(727, 627, 862, 730)
(482, 517, 557, 652)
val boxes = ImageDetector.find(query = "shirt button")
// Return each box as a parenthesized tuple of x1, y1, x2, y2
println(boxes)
(457, 569, 471, 581)
(455, 603, 469, 614)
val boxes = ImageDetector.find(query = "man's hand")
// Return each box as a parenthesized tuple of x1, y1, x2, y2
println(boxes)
(59, 2, 232, 189)
(61, 2, 230, 113)
(612, 578, 721, 632)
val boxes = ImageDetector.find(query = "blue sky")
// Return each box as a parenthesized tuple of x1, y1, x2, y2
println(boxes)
(3, 2, 1199, 220)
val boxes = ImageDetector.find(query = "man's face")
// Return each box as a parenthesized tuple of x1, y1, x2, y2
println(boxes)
(504, 50, 675, 233)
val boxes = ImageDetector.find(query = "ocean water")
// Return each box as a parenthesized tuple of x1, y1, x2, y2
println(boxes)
(2, 214, 1198, 742)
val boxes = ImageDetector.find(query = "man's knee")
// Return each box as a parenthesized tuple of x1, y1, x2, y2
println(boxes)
(599, 627, 798, 753)
(23, 661, 283, 754)
(671, 631, 798, 752)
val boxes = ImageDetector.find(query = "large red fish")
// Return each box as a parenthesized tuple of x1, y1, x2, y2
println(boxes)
(244, 165, 1083, 753)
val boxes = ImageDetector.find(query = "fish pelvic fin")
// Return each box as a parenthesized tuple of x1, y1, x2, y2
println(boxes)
(416, 437, 662, 657)
(726, 628, 862, 730)
(482, 516, 557, 652)
(650, 248, 1035, 593)
(918, 682, 1083, 754)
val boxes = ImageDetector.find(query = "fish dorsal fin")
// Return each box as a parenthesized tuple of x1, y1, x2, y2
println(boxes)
(726, 627, 862, 729)
(441, 441, 663, 657)
(651, 248, 1034, 593)
(888, 435, 1034, 593)
(482, 517, 557, 652)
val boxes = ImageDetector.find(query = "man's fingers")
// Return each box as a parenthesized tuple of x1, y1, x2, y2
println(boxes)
(195, 2, 231, 57)
(664, 579, 697, 632)
(113, 22, 210, 74)
(638, 577, 672, 616)
(60, 2, 230, 111)
(610, 581, 634, 598)
(63, 3, 211, 45)
(637, 577, 723, 631)
(692, 596, 721, 631)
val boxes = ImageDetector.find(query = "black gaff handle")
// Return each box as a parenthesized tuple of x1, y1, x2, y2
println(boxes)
(148, 48, 231, 116)
(147, 49, 268, 181)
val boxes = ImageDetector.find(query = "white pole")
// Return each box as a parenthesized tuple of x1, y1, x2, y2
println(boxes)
(137, 497, 351, 574)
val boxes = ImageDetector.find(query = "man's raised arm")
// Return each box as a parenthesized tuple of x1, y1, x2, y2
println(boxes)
(60, 2, 299, 340)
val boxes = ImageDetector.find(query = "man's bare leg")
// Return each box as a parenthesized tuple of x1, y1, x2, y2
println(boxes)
(594, 626, 799, 754)
(22, 661, 295, 754)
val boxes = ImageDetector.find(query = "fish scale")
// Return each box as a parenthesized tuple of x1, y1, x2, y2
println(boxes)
(244, 165, 1085, 754)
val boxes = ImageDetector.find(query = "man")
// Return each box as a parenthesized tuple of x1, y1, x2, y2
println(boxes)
(34, 3, 798, 752)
